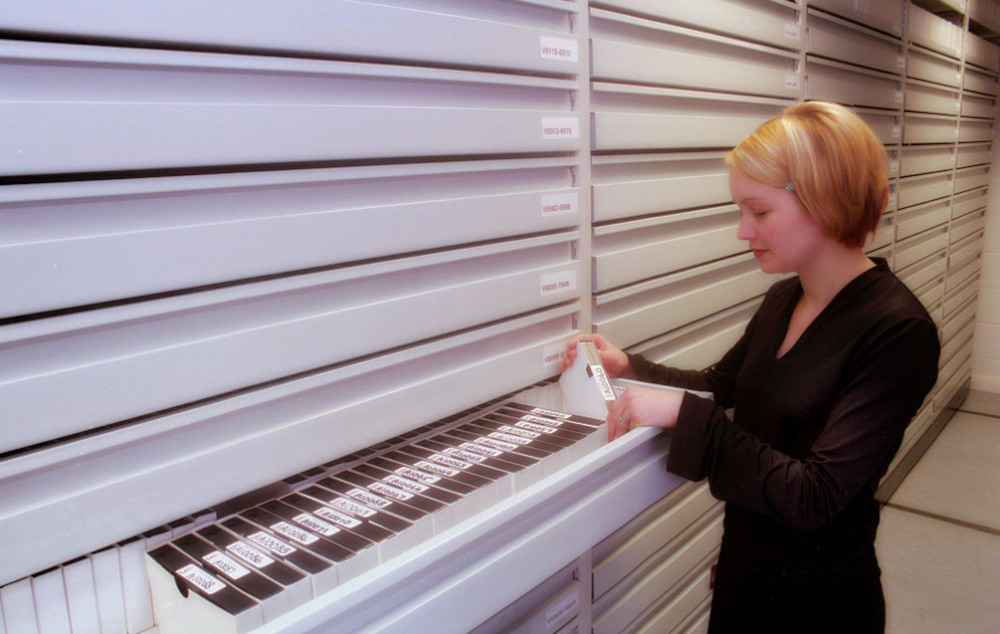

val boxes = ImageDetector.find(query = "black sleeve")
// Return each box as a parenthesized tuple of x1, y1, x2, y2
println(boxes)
(666, 316, 940, 530)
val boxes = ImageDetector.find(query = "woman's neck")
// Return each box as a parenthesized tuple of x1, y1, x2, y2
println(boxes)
(797, 245, 875, 310)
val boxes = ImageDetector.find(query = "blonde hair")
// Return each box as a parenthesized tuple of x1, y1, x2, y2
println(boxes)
(725, 101, 889, 248)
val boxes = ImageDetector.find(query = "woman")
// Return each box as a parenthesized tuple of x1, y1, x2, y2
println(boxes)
(563, 102, 940, 633)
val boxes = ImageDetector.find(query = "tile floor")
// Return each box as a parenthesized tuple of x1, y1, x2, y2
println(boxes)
(877, 390, 1000, 634)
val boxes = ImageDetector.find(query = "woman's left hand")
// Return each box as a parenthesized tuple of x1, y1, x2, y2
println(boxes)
(606, 386, 684, 441)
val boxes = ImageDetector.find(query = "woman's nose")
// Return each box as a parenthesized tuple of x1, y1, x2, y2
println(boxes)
(737, 216, 754, 241)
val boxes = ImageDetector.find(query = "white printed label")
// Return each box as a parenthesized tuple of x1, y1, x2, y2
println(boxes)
(331, 496, 377, 518)
(540, 36, 578, 62)
(415, 460, 460, 477)
(531, 407, 571, 419)
(888, 193, 897, 208)
(499, 425, 539, 439)
(588, 364, 616, 401)
(271, 521, 319, 545)
(523, 414, 564, 427)
(460, 442, 502, 458)
(894, 91, 903, 104)
(892, 126, 901, 139)
(293, 513, 340, 537)
(516, 421, 557, 434)
(347, 487, 392, 509)
(442, 447, 487, 463)
(784, 73, 800, 91)
(203, 551, 251, 580)
(384, 474, 429, 494)
(542, 117, 579, 140)
(478, 436, 519, 452)
(177, 564, 226, 595)
(312, 506, 363, 529)
(897, 55, 906, 69)
(541, 269, 577, 297)
(396, 466, 442, 484)
(890, 160, 899, 176)
(542, 343, 564, 369)
(785, 23, 801, 40)
(226, 541, 275, 568)
(430, 453, 473, 470)
(541, 192, 578, 217)
(489, 431, 531, 446)
(248, 531, 296, 556)
(546, 591, 579, 627)
(368, 481, 414, 501)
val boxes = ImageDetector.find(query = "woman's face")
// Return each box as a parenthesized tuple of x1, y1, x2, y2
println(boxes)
(729, 169, 831, 275)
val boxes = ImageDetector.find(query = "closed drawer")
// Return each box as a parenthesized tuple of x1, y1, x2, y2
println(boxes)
(894, 226, 949, 272)
(1, 158, 580, 319)
(896, 199, 950, 241)
(591, 8, 799, 99)
(808, 0, 903, 37)
(900, 145, 955, 177)
(902, 114, 959, 145)
(806, 57, 902, 109)
(592, 0, 803, 50)
(593, 254, 773, 348)
(956, 142, 993, 168)
(897, 172, 954, 209)
(1, 40, 580, 177)
(0, 0, 580, 76)
(591, 152, 729, 223)
(592, 85, 785, 151)
(592, 205, 744, 291)
(807, 10, 904, 75)
(907, 48, 963, 88)
(905, 80, 962, 116)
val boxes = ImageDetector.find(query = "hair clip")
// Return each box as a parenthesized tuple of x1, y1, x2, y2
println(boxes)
(785, 181, 795, 192)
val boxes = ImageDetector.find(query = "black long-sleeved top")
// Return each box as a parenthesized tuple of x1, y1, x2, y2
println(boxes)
(628, 259, 939, 629)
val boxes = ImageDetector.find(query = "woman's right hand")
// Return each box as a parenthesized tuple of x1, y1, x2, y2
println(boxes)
(559, 333, 634, 379)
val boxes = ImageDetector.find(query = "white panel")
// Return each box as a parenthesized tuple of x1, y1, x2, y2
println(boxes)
(897, 252, 947, 299)
(592, 482, 718, 598)
(894, 226, 949, 271)
(591, 0, 803, 49)
(965, 30, 1000, 72)
(1, 235, 580, 453)
(592, 205, 744, 291)
(944, 272, 980, 317)
(905, 80, 962, 116)
(907, 5, 964, 59)
(963, 67, 999, 96)
(592, 513, 722, 634)
(1, 159, 579, 319)
(900, 144, 956, 176)
(857, 109, 903, 144)
(958, 118, 995, 142)
(590, 9, 799, 98)
(949, 231, 985, 272)
(0, 0, 580, 76)
(808, 0, 904, 36)
(591, 153, 729, 222)
(593, 254, 775, 348)
(907, 47, 963, 88)
(961, 93, 997, 119)
(954, 165, 991, 194)
(902, 114, 960, 144)
(628, 301, 759, 372)
(806, 11, 904, 75)
(806, 57, 902, 109)
(956, 142, 993, 168)
(1, 40, 579, 177)
(0, 305, 579, 585)
(897, 172, 954, 209)
(946, 250, 981, 293)
(952, 187, 989, 218)
(0, 578, 39, 634)
(592, 86, 786, 151)
(896, 199, 950, 241)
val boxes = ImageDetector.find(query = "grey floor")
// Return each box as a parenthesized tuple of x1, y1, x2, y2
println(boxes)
(877, 390, 1000, 634)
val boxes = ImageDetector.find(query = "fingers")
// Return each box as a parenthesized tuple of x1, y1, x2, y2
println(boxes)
(606, 397, 632, 442)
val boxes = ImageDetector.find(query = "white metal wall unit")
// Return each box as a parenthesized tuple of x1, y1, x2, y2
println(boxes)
(0, 0, 994, 632)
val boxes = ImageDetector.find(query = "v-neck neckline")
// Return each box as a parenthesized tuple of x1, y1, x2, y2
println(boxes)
(773, 260, 885, 360)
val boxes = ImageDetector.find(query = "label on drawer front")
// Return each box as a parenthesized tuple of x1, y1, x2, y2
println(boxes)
(540, 36, 578, 62)
(540, 269, 577, 296)
(541, 192, 577, 217)
(546, 590, 579, 628)
(785, 23, 801, 40)
(542, 117, 579, 139)
(226, 541, 275, 569)
(542, 343, 564, 369)
(784, 73, 800, 91)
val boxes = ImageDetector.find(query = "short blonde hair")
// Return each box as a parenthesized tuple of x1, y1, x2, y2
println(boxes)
(725, 101, 889, 248)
